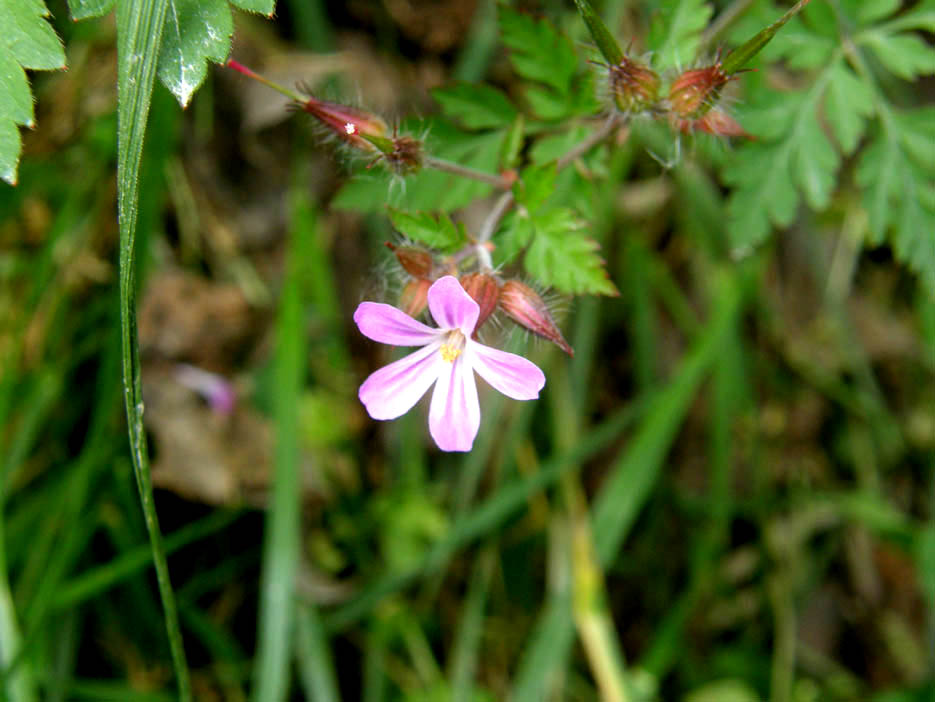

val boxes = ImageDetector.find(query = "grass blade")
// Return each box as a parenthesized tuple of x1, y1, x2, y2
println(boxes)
(115, 0, 189, 698)
(252, 170, 315, 701)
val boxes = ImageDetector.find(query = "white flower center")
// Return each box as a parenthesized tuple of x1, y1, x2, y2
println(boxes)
(439, 329, 466, 363)
(344, 122, 357, 135)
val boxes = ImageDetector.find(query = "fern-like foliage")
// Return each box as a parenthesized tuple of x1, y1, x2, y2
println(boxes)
(0, 0, 65, 184)
(724, 0, 935, 293)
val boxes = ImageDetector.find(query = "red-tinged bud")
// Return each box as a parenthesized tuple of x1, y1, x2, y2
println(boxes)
(386, 243, 434, 278)
(675, 108, 749, 138)
(300, 96, 388, 150)
(459, 273, 500, 330)
(609, 56, 660, 113)
(400, 278, 431, 317)
(668, 64, 731, 120)
(500, 281, 574, 356)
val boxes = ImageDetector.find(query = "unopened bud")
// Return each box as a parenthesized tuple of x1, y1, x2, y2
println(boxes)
(500, 281, 573, 356)
(675, 108, 748, 138)
(459, 273, 500, 331)
(386, 243, 434, 278)
(301, 96, 388, 150)
(609, 56, 660, 113)
(668, 64, 731, 120)
(400, 278, 431, 317)
(385, 135, 424, 176)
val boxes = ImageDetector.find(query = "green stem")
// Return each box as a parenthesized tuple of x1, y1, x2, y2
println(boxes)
(423, 156, 509, 188)
(116, 0, 190, 698)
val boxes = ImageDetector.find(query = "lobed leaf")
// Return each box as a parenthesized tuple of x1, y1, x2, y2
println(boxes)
(431, 83, 517, 130)
(824, 62, 874, 154)
(388, 209, 467, 253)
(523, 208, 617, 296)
(861, 33, 935, 81)
(857, 112, 935, 294)
(647, 0, 712, 71)
(0, 0, 65, 185)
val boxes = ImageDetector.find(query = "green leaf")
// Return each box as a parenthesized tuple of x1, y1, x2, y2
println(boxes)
(857, 113, 935, 295)
(721, 0, 812, 75)
(0, 0, 65, 185)
(513, 163, 556, 211)
(862, 32, 935, 81)
(230, 0, 274, 13)
(116, 0, 191, 696)
(824, 62, 874, 154)
(523, 208, 617, 296)
(647, 0, 713, 71)
(158, 0, 234, 106)
(67, 0, 116, 20)
(389, 209, 467, 253)
(431, 82, 517, 130)
(724, 60, 840, 251)
(499, 7, 576, 92)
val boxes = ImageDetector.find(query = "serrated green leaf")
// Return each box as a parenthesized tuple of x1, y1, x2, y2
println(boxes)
(499, 7, 577, 93)
(523, 208, 617, 295)
(852, 0, 900, 26)
(0, 0, 65, 184)
(513, 163, 556, 211)
(230, 0, 274, 13)
(388, 209, 466, 253)
(432, 83, 517, 130)
(824, 62, 874, 154)
(648, 0, 712, 71)
(862, 32, 935, 81)
(721, 0, 812, 75)
(725, 55, 846, 251)
(495, 210, 535, 267)
(158, 0, 233, 107)
(67, 0, 115, 20)
(857, 116, 935, 294)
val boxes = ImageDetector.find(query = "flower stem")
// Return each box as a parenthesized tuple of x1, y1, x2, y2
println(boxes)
(423, 156, 510, 188)
(556, 114, 623, 170)
(227, 59, 305, 103)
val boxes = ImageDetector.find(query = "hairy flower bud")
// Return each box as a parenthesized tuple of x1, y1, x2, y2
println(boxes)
(399, 278, 431, 317)
(500, 281, 573, 356)
(387, 243, 434, 278)
(676, 108, 748, 137)
(300, 96, 389, 150)
(668, 64, 731, 120)
(459, 272, 500, 331)
(609, 56, 660, 113)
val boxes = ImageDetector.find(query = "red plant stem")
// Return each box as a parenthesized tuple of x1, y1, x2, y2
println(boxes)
(226, 59, 304, 103)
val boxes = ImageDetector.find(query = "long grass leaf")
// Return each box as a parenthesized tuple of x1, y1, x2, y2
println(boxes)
(115, 0, 189, 698)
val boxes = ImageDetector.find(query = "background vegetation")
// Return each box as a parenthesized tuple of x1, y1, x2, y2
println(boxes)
(0, 0, 933, 700)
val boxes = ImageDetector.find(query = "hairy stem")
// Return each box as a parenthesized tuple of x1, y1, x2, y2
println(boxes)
(423, 156, 510, 188)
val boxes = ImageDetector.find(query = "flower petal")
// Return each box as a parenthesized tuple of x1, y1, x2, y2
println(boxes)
(427, 276, 479, 334)
(429, 357, 480, 452)
(359, 343, 442, 420)
(468, 342, 545, 400)
(354, 302, 440, 346)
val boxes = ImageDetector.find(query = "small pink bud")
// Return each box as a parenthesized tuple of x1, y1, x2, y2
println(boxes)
(400, 278, 431, 317)
(675, 108, 749, 138)
(386, 243, 434, 278)
(609, 56, 660, 113)
(500, 281, 573, 356)
(668, 64, 731, 120)
(459, 272, 500, 331)
(300, 96, 389, 150)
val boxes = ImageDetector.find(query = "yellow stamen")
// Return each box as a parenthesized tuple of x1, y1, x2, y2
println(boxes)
(439, 329, 466, 363)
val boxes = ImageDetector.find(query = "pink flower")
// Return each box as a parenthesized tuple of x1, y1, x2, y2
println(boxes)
(354, 276, 546, 452)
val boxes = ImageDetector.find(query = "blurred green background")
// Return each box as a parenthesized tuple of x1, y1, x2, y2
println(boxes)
(1, 0, 933, 700)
